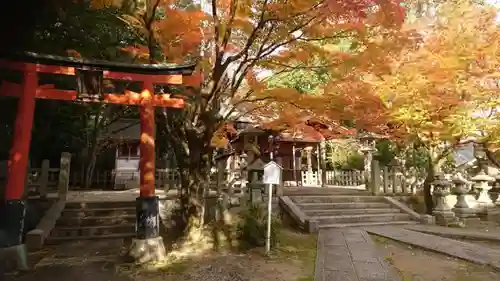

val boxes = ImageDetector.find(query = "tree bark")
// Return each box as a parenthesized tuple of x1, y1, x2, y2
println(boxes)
(422, 146, 445, 214)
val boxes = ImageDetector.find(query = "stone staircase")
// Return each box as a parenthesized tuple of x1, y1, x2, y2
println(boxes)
(280, 188, 417, 232)
(46, 201, 136, 244)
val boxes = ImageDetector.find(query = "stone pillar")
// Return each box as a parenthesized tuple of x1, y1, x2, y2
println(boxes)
(39, 159, 50, 198)
(451, 173, 476, 224)
(292, 144, 297, 185)
(249, 170, 262, 203)
(471, 171, 495, 213)
(432, 174, 455, 226)
(316, 144, 322, 186)
(304, 146, 313, 172)
(57, 152, 71, 200)
(320, 141, 327, 186)
(238, 154, 248, 206)
(361, 147, 376, 189)
(370, 159, 381, 195)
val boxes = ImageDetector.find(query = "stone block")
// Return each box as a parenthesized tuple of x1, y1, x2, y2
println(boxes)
(434, 212, 456, 226)
(420, 214, 435, 225)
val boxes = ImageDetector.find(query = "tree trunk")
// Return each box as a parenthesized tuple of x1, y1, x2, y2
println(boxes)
(422, 166, 435, 215)
(178, 157, 211, 243)
(84, 148, 98, 189)
(422, 147, 445, 214)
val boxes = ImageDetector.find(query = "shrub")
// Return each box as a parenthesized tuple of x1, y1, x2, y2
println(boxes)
(237, 203, 280, 249)
(407, 192, 426, 214)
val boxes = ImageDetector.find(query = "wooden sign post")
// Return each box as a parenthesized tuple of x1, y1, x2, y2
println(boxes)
(262, 161, 282, 254)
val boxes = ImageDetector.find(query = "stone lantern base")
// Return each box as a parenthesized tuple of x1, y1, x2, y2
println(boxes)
(451, 207, 480, 226)
(484, 208, 500, 222)
(477, 207, 500, 221)
(432, 209, 455, 226)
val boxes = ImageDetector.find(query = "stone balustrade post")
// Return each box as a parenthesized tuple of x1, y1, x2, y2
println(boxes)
(471, 171, 495, 213)
(360, 146, 376, 190)
(432, 174, 455, 226)
(451, 172, 476, 224)
(369, 159, 381, 195)
(57, 152, 71, 200)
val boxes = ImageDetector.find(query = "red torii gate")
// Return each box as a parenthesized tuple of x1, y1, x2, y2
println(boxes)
(0, 52, 196, 257)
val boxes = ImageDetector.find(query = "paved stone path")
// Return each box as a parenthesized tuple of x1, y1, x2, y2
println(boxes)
(365, 226, 500, 271)
(405, 224, 500, 242)
(315, 228, 400, 281)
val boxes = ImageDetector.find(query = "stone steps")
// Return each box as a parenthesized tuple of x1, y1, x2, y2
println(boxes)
(283, 187, 369, 196)
(313, 213, 410, 225)
(50, 223, 135, 238)
(303, 208, 401, 216)
(292, 195, 385, 204)
(48, 200, 137, 243)
(65, 201, 135, 209)
(281, 192, 419, 232)
(297, 202, 391, 210)
(56, 214, 136, 226)
(60, 207, 136, 218)
(320, 220, 418, 229)
(46, 233, 135, 244)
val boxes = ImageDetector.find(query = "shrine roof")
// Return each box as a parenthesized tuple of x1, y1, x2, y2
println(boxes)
(0, 51, 197, 75)
(231, 119, 354, 143)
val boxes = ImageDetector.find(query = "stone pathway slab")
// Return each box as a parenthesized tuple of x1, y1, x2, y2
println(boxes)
(405, 224, 500, 242)
(365, 226, 500, 271)
(315, 228, 399, 281)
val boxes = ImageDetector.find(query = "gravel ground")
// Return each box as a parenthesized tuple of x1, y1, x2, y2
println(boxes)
(4, 229, 316, 281)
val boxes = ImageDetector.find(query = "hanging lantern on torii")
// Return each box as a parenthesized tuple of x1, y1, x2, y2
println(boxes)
(75, 67, 104, 102)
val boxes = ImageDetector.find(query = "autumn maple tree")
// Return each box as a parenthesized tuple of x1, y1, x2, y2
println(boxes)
(370, 0, 500, 213)
(87, 0, 409, 243)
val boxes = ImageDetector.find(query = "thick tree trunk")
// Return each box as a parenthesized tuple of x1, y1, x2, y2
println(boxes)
(423, 167, 435, 215)
(422, 147, 445, 214)
(174, 137, 212, 238)
(85, 149, 98, 189)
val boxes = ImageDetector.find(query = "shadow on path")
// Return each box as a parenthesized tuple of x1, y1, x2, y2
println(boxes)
(4, 239, 134, 281)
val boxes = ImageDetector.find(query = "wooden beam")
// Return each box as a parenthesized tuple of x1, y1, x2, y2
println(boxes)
(0, 60, 184, 84)
(0, 59, 75, 74)
(0, 81, 185, 108)
(103, 71, 183, 84)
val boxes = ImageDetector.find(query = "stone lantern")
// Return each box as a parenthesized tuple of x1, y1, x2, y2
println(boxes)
(488, 174, 500, 204)
(471, 170, 495, 211)
(451, 172, 475, 222)
(358, 132, 380, 187)
(432, 173, 455, 226)
(388, 158, 402, 193)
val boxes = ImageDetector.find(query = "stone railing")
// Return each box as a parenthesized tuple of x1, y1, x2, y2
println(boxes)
(325, 169, 364, 186)
(368, 159, 416, 196)
(26, 152, 71, 250)
(24, 153, 71, 198)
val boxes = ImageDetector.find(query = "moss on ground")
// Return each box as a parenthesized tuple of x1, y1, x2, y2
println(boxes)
(276, 228, 317, 281)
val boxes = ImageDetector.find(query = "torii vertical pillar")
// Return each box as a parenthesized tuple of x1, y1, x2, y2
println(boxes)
(0, 68, 36, 269)
(129, 80, 166, 262)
